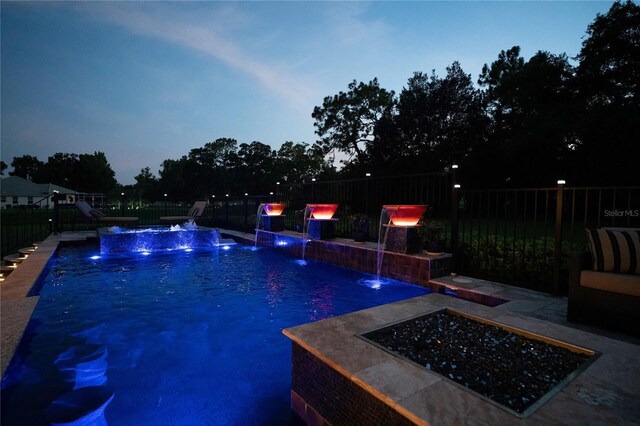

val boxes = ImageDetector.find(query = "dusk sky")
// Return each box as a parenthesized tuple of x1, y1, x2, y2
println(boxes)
(1, 1, 613, 185)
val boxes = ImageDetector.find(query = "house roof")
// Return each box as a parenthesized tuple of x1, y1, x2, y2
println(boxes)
(1, 176, 78, 197)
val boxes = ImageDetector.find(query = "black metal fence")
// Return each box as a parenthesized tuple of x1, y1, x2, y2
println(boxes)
(3, 173, 638, 296)
(453, 185, 640, 294)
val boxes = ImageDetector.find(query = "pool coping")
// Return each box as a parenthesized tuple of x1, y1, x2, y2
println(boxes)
(283, 293, 640, 425)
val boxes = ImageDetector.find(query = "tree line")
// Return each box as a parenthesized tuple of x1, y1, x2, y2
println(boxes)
(313, 1, 639, 187)
(4, 1, 638, 202)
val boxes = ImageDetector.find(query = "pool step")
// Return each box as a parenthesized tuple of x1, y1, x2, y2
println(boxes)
(1, 264, 16, 277)
(19, 247, 36, 256)
(3, 254, 26, 265)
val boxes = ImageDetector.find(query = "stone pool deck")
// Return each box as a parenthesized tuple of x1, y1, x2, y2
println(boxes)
(284, 293, 640, 425)
(2, 230, 639, 424)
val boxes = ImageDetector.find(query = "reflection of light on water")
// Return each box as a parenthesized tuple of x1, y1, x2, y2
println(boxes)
(275, 240, 288, 247)
(141, 252, 151, 256)
(184, 248, 193, 252)
(222, 246, 231, 251)
(361, 278, 389, 290)
(90, 255, 101, 260)
(293, 259, 307, 266)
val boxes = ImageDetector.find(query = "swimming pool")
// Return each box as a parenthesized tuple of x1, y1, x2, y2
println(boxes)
(1, 243, 430, 425)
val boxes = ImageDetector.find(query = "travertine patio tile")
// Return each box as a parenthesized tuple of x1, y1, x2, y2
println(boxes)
(353, 358, 441, 403)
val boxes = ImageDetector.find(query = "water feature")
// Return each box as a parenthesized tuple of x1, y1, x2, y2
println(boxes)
(254, 203, 265, 246)
(98, 222, 225, 254)
(300, 205, 313, 260)
(376, 206, 397, 279)
(1, 243, 430, 425)
(376, 205, 428, 279)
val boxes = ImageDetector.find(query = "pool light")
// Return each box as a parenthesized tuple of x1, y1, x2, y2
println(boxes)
(90, 255, 101, 260)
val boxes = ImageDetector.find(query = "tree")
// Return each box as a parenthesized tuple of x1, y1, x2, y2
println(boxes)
(0, 161, 7, 176)
(312, 78, 395, 166)
(158, 138, 241, 201)
(76, 152, 118, 194)
(574, 0, 640, 185)
(395, 62, 487, 174)
(10, 155, 44, 181)
(477, 48, 577, 186)
(274, 141, 333, 183)
(134, 167, 159, 201)
(237, 141, 276, 194)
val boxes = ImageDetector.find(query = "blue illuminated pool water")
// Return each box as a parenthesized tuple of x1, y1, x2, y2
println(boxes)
(1, 243, 430, 425)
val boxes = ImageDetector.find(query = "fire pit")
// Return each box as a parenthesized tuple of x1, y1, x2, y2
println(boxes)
(360, 309, 598, 417)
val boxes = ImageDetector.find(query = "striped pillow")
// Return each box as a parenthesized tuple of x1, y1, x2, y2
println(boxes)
(585, 228, 640, 274)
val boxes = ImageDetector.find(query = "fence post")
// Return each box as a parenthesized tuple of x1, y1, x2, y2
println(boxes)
(244, 194, 249, 231)
(225, 195, 230, 227)
(53, 192, 60, 234)
(553, 180, 565, 295)
(120, 193, 125, 216)
(451, 185, 460, 274)
(449, 166, 460, 274)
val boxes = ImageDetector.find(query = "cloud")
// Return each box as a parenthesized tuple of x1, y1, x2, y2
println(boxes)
(73, 2, 315, 108)
(324, 2, 391, 47)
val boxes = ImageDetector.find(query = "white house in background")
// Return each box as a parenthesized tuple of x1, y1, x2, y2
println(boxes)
(0, 176, 80, 209)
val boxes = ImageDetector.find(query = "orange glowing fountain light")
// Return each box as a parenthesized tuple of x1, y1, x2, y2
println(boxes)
(307, 204, 339, 220)
(263, 203, 286, 216)
(383, 205, 428, 227)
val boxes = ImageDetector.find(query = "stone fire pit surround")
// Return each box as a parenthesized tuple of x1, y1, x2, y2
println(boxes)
(283, 293, 640, 425)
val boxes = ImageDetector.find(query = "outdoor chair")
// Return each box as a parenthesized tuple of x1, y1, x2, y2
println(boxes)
(75, 201, 139, 227)
(159, 201, 208, 225)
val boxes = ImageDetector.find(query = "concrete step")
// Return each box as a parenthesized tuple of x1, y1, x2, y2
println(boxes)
(32, 241, 42, 248)
(3, 254, 26, 265)
(19, 247, 36, 256)
(1, 265, 16, 276)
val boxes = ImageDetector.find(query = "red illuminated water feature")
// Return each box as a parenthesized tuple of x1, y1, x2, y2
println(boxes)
(307, 204, 339, 220)
(383, 205, 428, 226)
(263, 203, 285, 216)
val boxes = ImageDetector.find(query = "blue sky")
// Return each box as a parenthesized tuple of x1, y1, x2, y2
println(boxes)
(1, 1, 613, 185)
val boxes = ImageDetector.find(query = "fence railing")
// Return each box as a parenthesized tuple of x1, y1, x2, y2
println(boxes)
(3, 173, 638, 296)
(451, 185, 640, 294)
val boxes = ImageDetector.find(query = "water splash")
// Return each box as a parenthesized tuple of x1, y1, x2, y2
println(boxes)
(376, 206, 398, 279)
(301, 205, 313, 260)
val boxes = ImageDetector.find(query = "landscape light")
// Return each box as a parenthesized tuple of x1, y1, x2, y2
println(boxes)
(452, 164, 459, 169)
(311, 178, 316, 182)
(454, 184, 461, 189)
(557, 180, 566, 185)
(365, 173, 371, 177)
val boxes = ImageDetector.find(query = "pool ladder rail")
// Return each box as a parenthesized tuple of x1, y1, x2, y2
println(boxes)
(1, 241, 41, 282)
